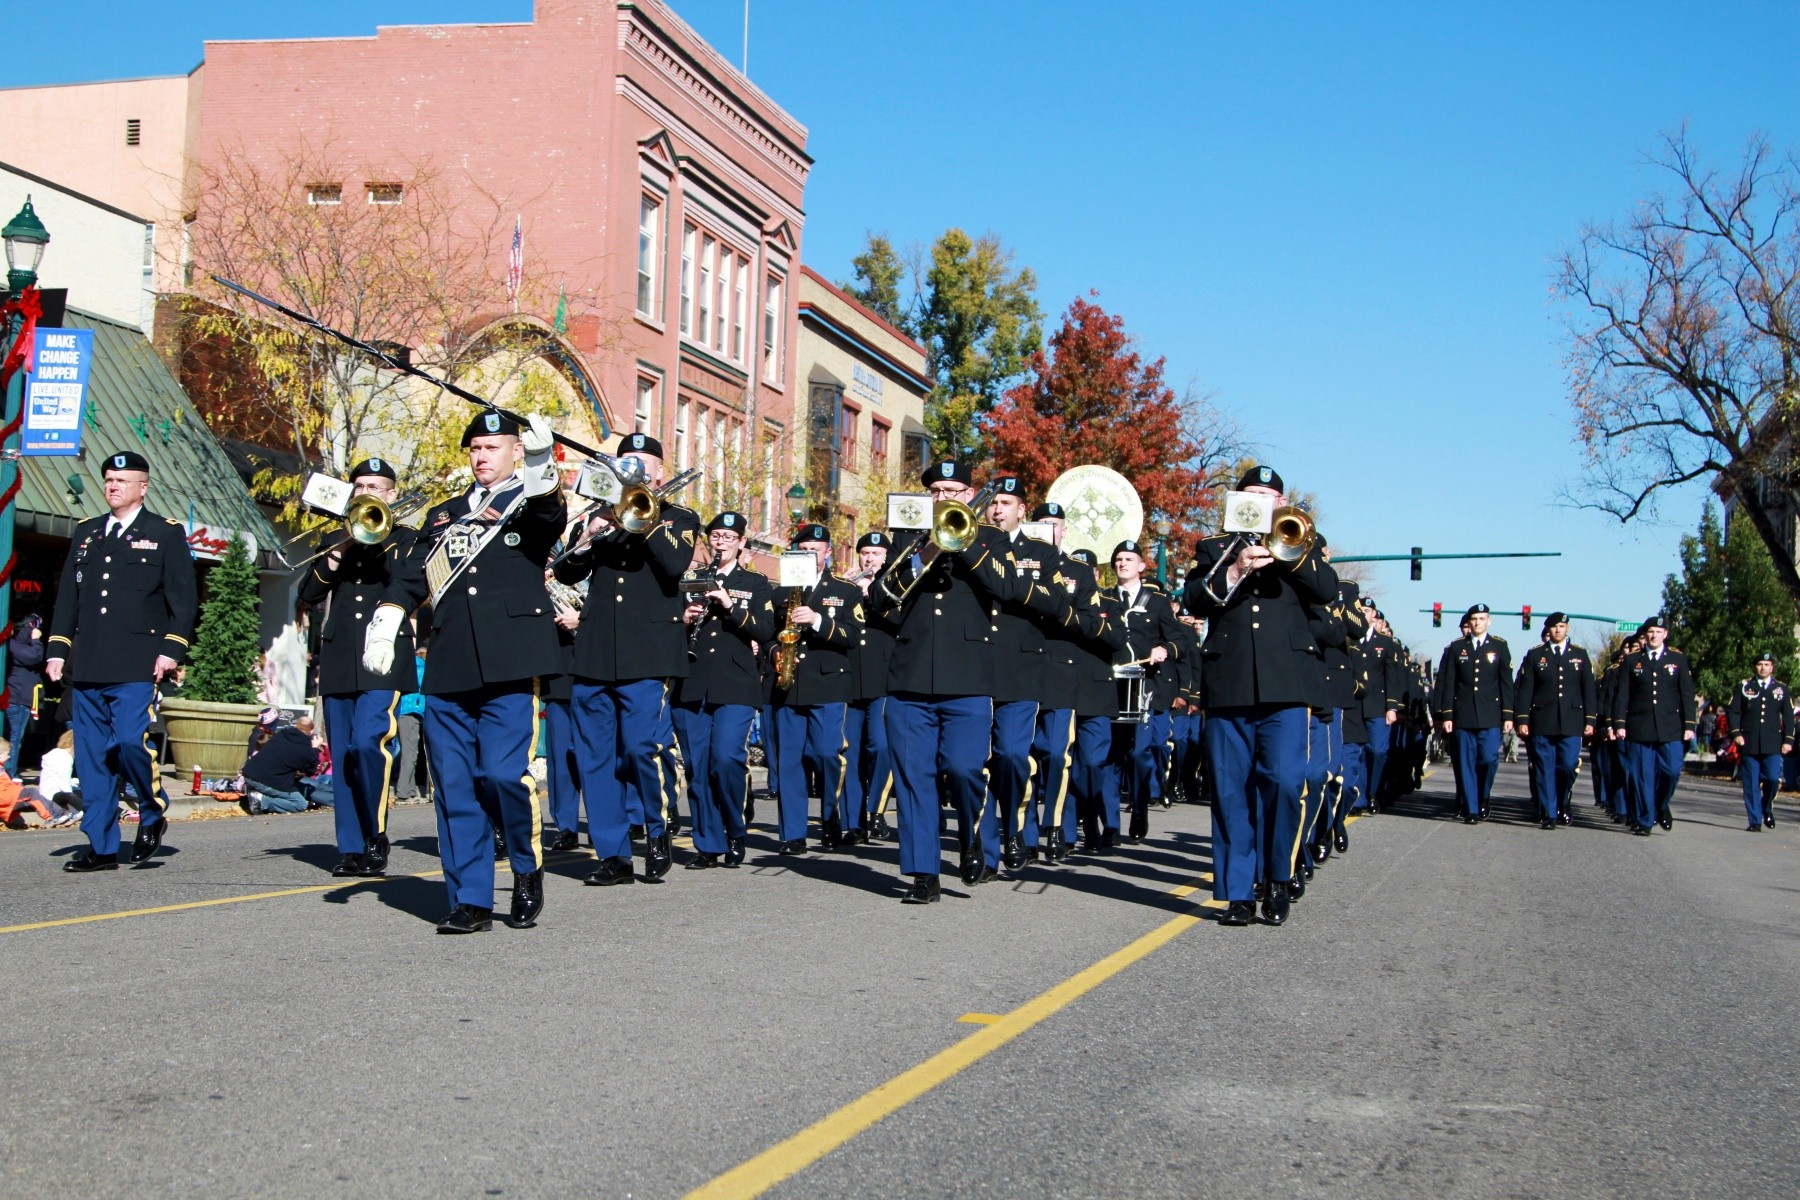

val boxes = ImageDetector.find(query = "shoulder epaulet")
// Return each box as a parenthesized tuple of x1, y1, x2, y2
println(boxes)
(738, 562, 765, 577)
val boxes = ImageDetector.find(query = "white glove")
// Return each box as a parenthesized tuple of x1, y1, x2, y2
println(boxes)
(362, 604, 405, 675)
(521, 413, 559, 497)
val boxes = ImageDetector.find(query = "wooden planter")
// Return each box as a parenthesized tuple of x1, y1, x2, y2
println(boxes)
(159, 697, 265, 776)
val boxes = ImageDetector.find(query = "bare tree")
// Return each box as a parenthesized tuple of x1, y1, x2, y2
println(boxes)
(1557, 129, 1800, 607)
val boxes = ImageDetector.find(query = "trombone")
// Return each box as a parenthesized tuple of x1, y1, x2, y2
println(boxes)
(548, 467, 704, 571)
(1196, 504, 1316, 606)
(283, 489, 426, 569)
(876, 480, 1001, 606)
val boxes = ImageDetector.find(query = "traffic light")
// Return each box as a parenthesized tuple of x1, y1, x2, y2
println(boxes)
(1410, 546, 1423, 582)
(1431, 602, 1442, 628)
(1521, 605, 1532, 630)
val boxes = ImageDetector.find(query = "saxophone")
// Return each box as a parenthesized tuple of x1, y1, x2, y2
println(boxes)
(775, 586, 803, 690)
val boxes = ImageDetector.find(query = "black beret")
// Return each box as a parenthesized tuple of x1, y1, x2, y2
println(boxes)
(348, 456, 397, 482)
(856, 531, 890, 551)
(707, 511, 746, 534)
(1640, 615, 1666, 631)
(1236, 464, 1283, 493)
(792, 523, 831, 545)
(1372, 609, 1386, 621)
(1543, 611, 1568, 626)
(1464, 603, 1491, 617)
(1112, 540, 1144, 559)
(1755, 651, 1775, 664)
(1032, 502, 1065, 520)
(618, 432, 664, 458)
(993, 475, 1023, 495)
(923, 459, 973, 487)
(462, 410, 522, 446)
(102, 450, 150, 474)
(1068, 548, 1098, 568)
(1338, 581, 1361, 603)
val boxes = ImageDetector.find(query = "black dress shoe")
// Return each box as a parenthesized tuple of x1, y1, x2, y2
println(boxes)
(1218, 900, 1255, 926)
(1002, 835, 1026, 872)
(1288, 868, 1307, 900)
(967, 863, 998, 886)
(543, 828, 580, 854)
(1557, 811, 1572, 826)
(130, 818, 166, 863)
(667, 810, 681, 839)
(778, 838, 807, 857)
(723, 838, 746, 867)
(583, 857, 637, 886)
(1747, 823, 1763, 832)
(1462, 813, 1479, 825)
(363, 833, 390, 874)
(1658, 807, 1673, 831)
(1540, 819, 1557, 830)
(63, 849, 118, 873)
(1632, 825, 1653, 837)
(1477, 806, 1490, 822)
(1610, 812, 1625, 824)
(1766, 814, 1777, 829)
(1127, 808, 1148, 842)
(685, 853, 721, 869)
(331, 853, 367, 877)
(1253, 880, 1268, 902)
(1102, 827, 1119, 849)
(494, 830, 508, 861)
(506, 869, 545, 928)
(1333, 828, 1348, 853)
(1042, 830, 1066, 863)
(437, 904, 493, 934)
(1310, 839, 1331, 864)
(839, 827, 867, 848)
(1300, 854, 1314, 881)
(643, 833, 672, 881)
(901, 874, 941, 904)
(870, 816, 894, 841)
(1260, 880, 1291, 926)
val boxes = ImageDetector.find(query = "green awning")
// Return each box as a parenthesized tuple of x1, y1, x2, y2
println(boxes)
(16, 307, 283, 568)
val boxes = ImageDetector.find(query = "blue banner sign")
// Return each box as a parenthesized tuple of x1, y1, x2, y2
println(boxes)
(23, 328, 93, 456)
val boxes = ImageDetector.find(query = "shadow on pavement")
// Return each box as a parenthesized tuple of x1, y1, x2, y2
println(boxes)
(321, 873, 446, 924)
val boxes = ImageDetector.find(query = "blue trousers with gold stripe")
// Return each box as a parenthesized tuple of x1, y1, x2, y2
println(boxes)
(774, 702, 849, 841)
(1147, 708, 1174, 803)
(542, 698, 582, 835)
(423, 685, 542, 909)
(1741, 750, 1782, 826)
(1026, 707, 1078, 849)
(988, 699, 1039, 866)
(1205, 703, 1308, 899)
(322, 690, 399, 856)
(573, 678, 675, 861)
(844, 697, 894, 825)
(1451, 726, 1502, 816)
(70, 681, 163, 857)
(672, 701, 753, 854)
(887, 693, 992, 878)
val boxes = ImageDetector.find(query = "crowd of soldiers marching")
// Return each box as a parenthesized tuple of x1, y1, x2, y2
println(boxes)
(42, 420, 1773, 934)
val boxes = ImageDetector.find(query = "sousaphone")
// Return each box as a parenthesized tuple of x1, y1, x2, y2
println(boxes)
(1046, 465, 1144, 563)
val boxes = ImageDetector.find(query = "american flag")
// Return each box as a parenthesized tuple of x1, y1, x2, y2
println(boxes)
(506, 215, 523, 310)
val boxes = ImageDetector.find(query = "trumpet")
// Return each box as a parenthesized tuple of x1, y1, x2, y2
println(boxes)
(1196, 504, 1316, 606)
(877, 480, 1001, 606)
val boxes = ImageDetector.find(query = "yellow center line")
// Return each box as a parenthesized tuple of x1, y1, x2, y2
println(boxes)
(0, 869, 449, 936)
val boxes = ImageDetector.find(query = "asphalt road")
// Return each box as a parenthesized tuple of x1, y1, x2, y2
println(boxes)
(1, 761, 1795, 1199)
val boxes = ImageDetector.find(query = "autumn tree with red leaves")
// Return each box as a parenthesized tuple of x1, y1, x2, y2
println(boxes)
(987, 294, 1241, 549)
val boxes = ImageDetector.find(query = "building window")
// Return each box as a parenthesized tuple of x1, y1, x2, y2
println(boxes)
(636, 195, 660, 318)
(307, 184, 342, 206)
(675, 397, 692, 471)
(679, 224, 696, 335)
(715, 256, 730, 352)
(838, 402, 859, 472)
(693, 408, 710, 504)
(732, 258, 747, 362)
(763, 275, 784, 384)
(762, 431, 779, 530)
(697, 237, 715, 349)
(904, 432, 930, 481)
(871, 418, 890, 479)
(367, 183, 404, 205)
(125, 118, 142, 146)
(635, 375, 659, 436)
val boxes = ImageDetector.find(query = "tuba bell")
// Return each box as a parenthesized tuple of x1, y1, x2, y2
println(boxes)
(1267, 505, 1315, 562)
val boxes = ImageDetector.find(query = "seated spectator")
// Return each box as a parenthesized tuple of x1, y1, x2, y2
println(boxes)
(36, 730, 80, 828)
(243, 716, 325, 815)
(0, 737, 73, 827)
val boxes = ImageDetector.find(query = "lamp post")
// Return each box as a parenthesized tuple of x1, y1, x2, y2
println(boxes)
(1, 198, 51, 682)
(1153, 517, 1172, 589)
(786, 481, 807, 534)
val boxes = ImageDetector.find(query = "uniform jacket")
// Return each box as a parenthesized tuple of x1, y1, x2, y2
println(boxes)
(1172, 621, 1203, 711)
(1183, 535, 1338, 711)
(1310, 600, 1355, 713)
(773, 572, 861, 707)
(1609, 648, 1697, 743)
(1512, 642, 1597, 738)
(1039, 556, 1125, 717)
(991, 531, 1060, 705)
(1356, 630, 1404, 722)
(555, 502, 701, 683)
(1725, 676, 1793, 756)
(412, 479, 566, 696)
(849, 580, 898, 703)
(1431, 636, 1514, 729)
(867, 524, 1024, 698)
(296, 527, 424, 695)
(1106, 581, 1184, 710)
(47, 508, 197, 685)
(676, 561, 774, 709)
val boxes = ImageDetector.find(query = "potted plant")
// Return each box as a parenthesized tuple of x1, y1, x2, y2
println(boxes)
(160, 534, 267, 775)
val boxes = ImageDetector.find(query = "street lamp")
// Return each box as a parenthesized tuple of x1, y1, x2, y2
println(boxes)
(1, 196, 50, 683)
(786, 481, 808, 529)
(4, 197, 50, 296)
(1153, 517, 1172, 589)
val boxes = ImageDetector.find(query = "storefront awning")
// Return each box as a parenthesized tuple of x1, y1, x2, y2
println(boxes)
(16, 308, 283, 569)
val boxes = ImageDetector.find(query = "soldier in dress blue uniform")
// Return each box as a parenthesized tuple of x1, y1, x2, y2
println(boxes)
(1725, 651, 1792, 832)
(1169, 613, 1207, 805)
(539, 529, 584, 855)
(295, 457, 424, 877)
(46, 450, 197, 872)
(1302, 577, 1353, 870)
(868, 460, 1031, 903)
(982, 477, 1056, 872)
(673, 511, 774, 867)
(1103, 540, 1183, 846)
(1608, 616, 1696, 835)
(403, 411, 564, 932)
(1432, 604, 1514, 823)
(1512, 612, 1598, 830)
(1042, 545, 1126, 862)
(553, 432, 700, 886)
(770, 523, 861, 853)
(844, 532, 896, 842)
(1352, 603, 1404, 814)
(1184, 465, 1337, 927)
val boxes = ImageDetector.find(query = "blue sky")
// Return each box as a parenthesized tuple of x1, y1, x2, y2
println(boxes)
(15, 1, 1800, 658)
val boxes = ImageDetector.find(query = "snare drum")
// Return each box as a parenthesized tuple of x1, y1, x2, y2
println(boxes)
(1113, 663, 1150, 724)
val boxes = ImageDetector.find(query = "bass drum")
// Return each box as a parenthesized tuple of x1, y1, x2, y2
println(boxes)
(1046, 465, 1144, 565)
